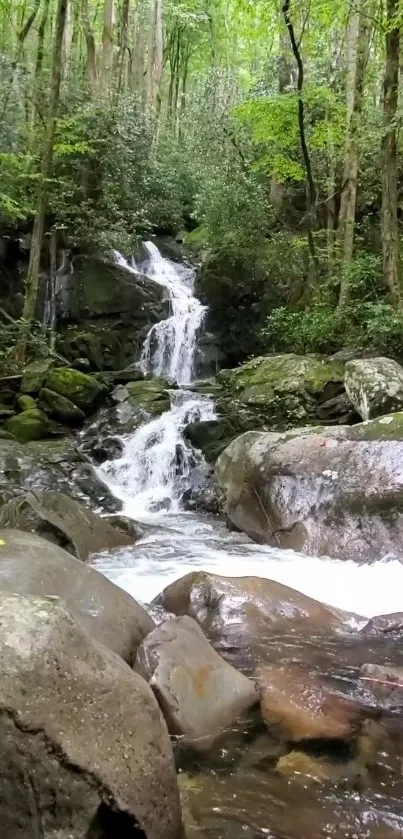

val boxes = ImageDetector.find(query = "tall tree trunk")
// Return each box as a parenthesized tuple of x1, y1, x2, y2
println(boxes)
(0, 0, 41, 120)
(17, 0, 68, 363)
(381, 0, 402, 307)
(117, 0, 130, 93)
(338, 1, 371, 308)
(270, 10, 293, 215)
(102, 0, 115, 88)
(147, 0, 164, 111)
(282, 0, 317, 273)
(82, 0, 98, 93)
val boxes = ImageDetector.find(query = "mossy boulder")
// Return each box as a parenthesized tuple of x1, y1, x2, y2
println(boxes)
(113, 377, 172, 417)
(5, 408, 52, 443)
(183, 225, 209, 254)
(216, 353, 352, 432)
(45, 367, 105, 413)
(38, 387, 86, 426)
(20, 358, 53, 394)
(17, 394, 37, 411)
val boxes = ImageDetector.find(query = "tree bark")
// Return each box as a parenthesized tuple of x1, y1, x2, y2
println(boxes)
(147, 0, 164, 111)
(17, 0, 68, 363)
(282, 0, 317, 272)
(338, 1, 371, 307)
(82, 0, 98, 94)
(381, 0, 402, 307)
(102, 0, 115, 88)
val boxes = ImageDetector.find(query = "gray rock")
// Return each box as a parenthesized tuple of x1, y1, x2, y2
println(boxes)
(0, 591, 182, 839)
(0, 529, 153, 663)
(360, 663, 403, 710)
(135, 615, 257, 751)
(0, 490, 134, 560)
(216, 417, 403, 561)
(345, 357, 403, 420)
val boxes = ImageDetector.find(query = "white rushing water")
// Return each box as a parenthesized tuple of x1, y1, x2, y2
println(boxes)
(95, 243, 403, 619)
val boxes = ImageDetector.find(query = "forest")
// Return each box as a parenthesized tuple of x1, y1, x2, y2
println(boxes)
(0, 0, 402, 367)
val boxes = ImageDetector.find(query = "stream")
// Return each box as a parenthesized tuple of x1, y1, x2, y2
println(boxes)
(92, 243, 403, 838)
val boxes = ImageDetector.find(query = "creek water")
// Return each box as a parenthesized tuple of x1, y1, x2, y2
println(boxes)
(93, 244, 403, 839)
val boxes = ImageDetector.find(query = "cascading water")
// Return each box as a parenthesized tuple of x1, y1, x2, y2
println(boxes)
(99, 242, 215, 519)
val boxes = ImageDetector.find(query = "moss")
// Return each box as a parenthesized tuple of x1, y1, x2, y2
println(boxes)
(183, 225, 209, 252)
(20, 359, 53, 394)
(349, 412, 403, 441)
(17, 395, 37, 411)
(38, 388, 86, 426)
(5, 408, 52, 443)
(45, 367, 106, 413)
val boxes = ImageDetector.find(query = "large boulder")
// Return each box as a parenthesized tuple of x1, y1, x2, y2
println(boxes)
(38, 386, 86, 425)
(56, 254, 169, 371)
(135, 615, 257, 751)
(0, 591, 182, 839)
(114, 377, 172, 417)
(153, 571, 345, 674)
(0, 437, 121, 512)
(0, 529, 153, 663)
(216, 414, 403, 561)
(44, 366, 106, 413)
(0, 491, 133, 560)
(216, 353, 356, 433)
(4, 407, 53, 442)
(345, 357, 403, 420)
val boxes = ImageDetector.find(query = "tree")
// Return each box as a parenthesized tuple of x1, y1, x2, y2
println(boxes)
(381, 0, 401, 307)
(17, 0, 68, 362)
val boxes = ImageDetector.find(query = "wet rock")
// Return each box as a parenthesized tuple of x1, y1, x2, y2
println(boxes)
(153, 571, 345, 673)
(257, 662, 362, 742)
(275, 751, 353, 784)
(216, 353, 355, 432)
(360, 612, 403, 636)
(135, 615, 257, 751)
(0, 591, 182, 839)
(16, 394, 36, 411)
(184, 417, 238, 463)
(345, 357, 403, 420)
(20, 358, 53, 393)
(116, 377, 172, 415)
(38, 386, 86, 425)
(45, 366, 106, 413)
(0, 437, 121, 512)
(181, 485, 223, 515)
(359, 664, 403, 710)
(5, 407, 53, 442)
(0, 529, 153, 663)
(0, 491, 134, 560)
(216, 416, 403, 561)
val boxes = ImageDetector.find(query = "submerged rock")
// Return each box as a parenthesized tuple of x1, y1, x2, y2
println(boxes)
(0, 529, 153, 663)
(0, 591, 182, 839)
(135, 615, 257, 751)
(345, 357, 403, 420)
(216, 415, 403, 561)
(0, 491, 133, 560)
(257, 662, 361, 742)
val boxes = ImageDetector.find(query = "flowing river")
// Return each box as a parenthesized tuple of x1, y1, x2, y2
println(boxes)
(92, 243, 403, 839)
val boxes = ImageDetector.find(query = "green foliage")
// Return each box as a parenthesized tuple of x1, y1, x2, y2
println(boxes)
(0, 321, 51, 376)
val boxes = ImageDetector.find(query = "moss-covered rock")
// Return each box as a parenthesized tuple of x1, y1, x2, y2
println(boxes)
(17, 395, 37, 411)
(38, 388, 86, 426)
(183, 225, 209, 254)
(216, 353, 351, 432)
(113, 378, 172, 417)
(44, 367, 105, 413)
(0, 402, 16, 420)
(20, 359, 53, 394)
(4, 408, 52, 443)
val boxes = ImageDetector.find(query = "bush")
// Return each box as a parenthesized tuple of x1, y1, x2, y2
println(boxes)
(0, 321, 50, 376)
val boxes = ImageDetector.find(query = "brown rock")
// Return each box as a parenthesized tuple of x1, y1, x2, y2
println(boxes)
(154, 571, 345, 673)
(0, 591, 182, 839)
(257, 662, 362, 742)
(0, 529, 153, 663)
(135, 615, 257, 751)
(0, 490, 134, 560)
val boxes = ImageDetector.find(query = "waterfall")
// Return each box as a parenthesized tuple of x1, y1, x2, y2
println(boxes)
(99, 243, 215, 520)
